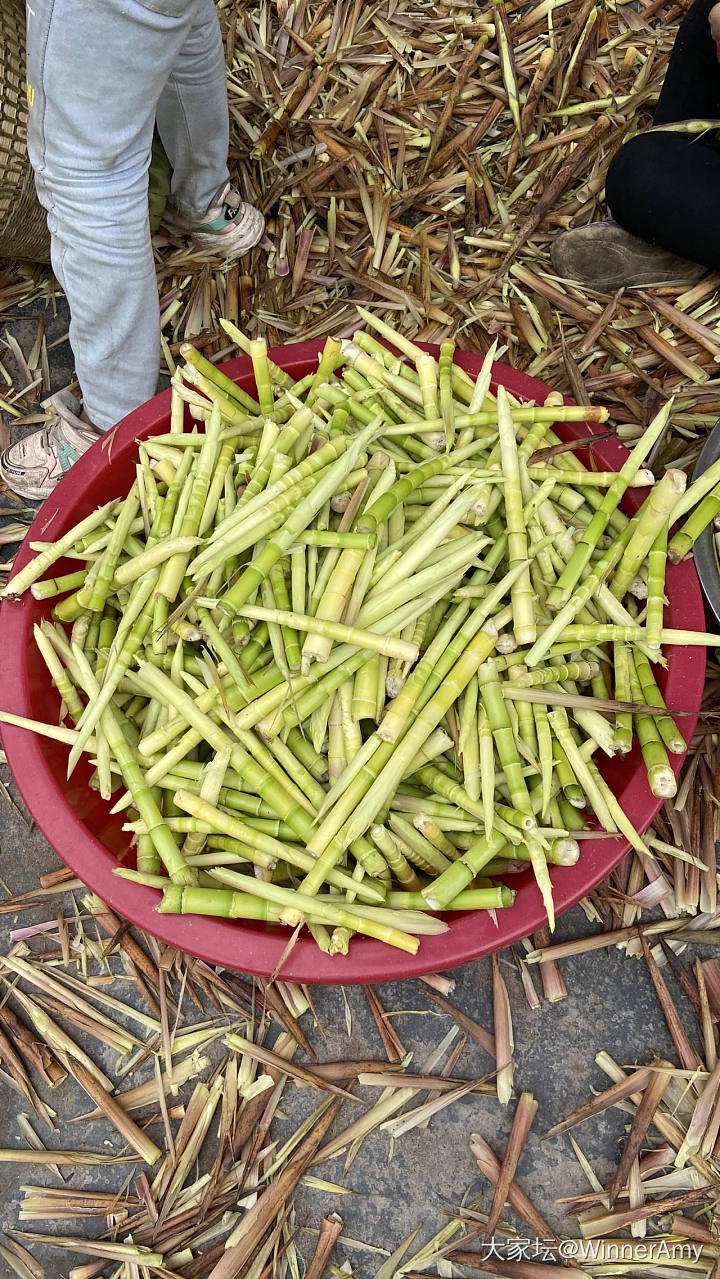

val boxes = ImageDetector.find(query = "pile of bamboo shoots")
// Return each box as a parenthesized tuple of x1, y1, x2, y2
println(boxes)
(2, 314, 720, 955)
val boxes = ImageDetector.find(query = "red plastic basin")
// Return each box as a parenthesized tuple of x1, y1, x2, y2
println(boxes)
(0, 343, 706, 983)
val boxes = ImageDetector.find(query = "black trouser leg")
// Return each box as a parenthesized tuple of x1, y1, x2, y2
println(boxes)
(604, 0, 720, 269)
(653, 0, 720, 123)
(606, 132, 720, 269)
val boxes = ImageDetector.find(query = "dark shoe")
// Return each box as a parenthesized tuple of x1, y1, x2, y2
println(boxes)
(550, 221, 707, 291)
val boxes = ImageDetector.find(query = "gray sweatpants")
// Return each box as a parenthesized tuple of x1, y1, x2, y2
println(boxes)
(26, 0, 230, 430)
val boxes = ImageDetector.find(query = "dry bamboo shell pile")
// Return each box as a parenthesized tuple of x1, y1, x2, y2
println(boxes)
(150, 0, 720, 464)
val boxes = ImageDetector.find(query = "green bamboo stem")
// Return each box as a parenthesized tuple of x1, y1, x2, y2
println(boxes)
(232, 602, 419, 667)
(159, 884, 279, 922)
(171, 790, 383, 902)
(352, 656, 381, 721)
(208, 867, 419, 952)
(102, 707, 195, 885)
(181, 340, 261, 414)
(631, 648, 686, 756)
(645, 526, 668, 657)
(249, 338, 274, 416)
(133, 663, 315, 843)
(522, 519, 636, 668)
(439, 339, 455, 451)
(29, 569, 89, 600)
(477, 657, 535, 826)
(300, 443, 483, 668)
(33, 623, 85, 725)
(370, 825, 423, 890)
(557, 624, 720, 646)
(388, 813, 453, 875)
(2, 500, 117, 598)
(627, 659, 676, 798)
(422, 826, 509, 909)
(379, 563, 525, 746)
(546, 399, 672, 608)
(84, 485, 141, 612)
(219, 423, 376, 615)
(497, 386, 535, 643)
(417, 354, 440, 421)
(197, 435, 351, 570)
(610, 468, 686, 600)
(341, 622, 498, 848)
(612, 642, 633, 757)
(66, 575, 159, 775)
(669, 477, 720, 561)
(459, 676, 480, 802)
(388, 887, 514, 909)
(526, 466, 654, 488)
(180, 748, 232, 859)
(112, 536, 201, 587)
(512, 660, 599, 687)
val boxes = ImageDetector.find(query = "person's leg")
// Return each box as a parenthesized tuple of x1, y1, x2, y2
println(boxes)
(605, 131, 720, 271)
(550, 0, 720, 289)
(25, 0, 196, 432)
(156, 0, 265, 253)
(155, 0, 230, 219)
(653, 0, 720, 125)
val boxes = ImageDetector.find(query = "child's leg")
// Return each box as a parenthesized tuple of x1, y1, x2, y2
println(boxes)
(155, 0, 230, 220)
(25, 0, 195, 431)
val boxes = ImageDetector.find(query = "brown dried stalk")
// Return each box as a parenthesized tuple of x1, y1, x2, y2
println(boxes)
(364, 985, 406, 1062)
(492, 953, 514, 1105)
(641, 935, 702, 1071)
(0, 1149, 140, 1165)
(423, 988, 495, 1059)
(449, 1255, 586, 1279)
(56, 1055, 162, 1166)
(0, 1003, 66, 1086)
(306, 1214, 343, 1279)
(532, 927, 567, 1002)
(208, 1098, 342, 1278)
(485, 1091, 539, 1238)
(542, 1068, 653, 1141)
(607, 1067, 670, 1206)
(470, 1132, 561, 1247)
(526, 920, 680, 964)
(312, 1059, 398, 1081)
(225, 1031, 358, 1101)
(357, 1070, 493, 1093)
(578, 1185, 719, 1237)
(696, 960, 717, 1069)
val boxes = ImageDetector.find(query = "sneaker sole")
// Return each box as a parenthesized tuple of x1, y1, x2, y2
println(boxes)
(0, 449, 59, 501)
(191, 210, 266, 258)
(0, 459, 55, 502)
(550, 227, 707, 291)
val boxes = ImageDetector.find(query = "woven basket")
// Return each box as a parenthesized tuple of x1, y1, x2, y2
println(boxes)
(0, 0, 50, 263)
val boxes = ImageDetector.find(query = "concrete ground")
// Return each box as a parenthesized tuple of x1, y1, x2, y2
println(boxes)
(0, 298, 695, 1278)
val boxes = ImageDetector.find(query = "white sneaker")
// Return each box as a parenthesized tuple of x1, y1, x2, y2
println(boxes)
(0, 393, 101, 501)
(162, 181, 265, 258)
